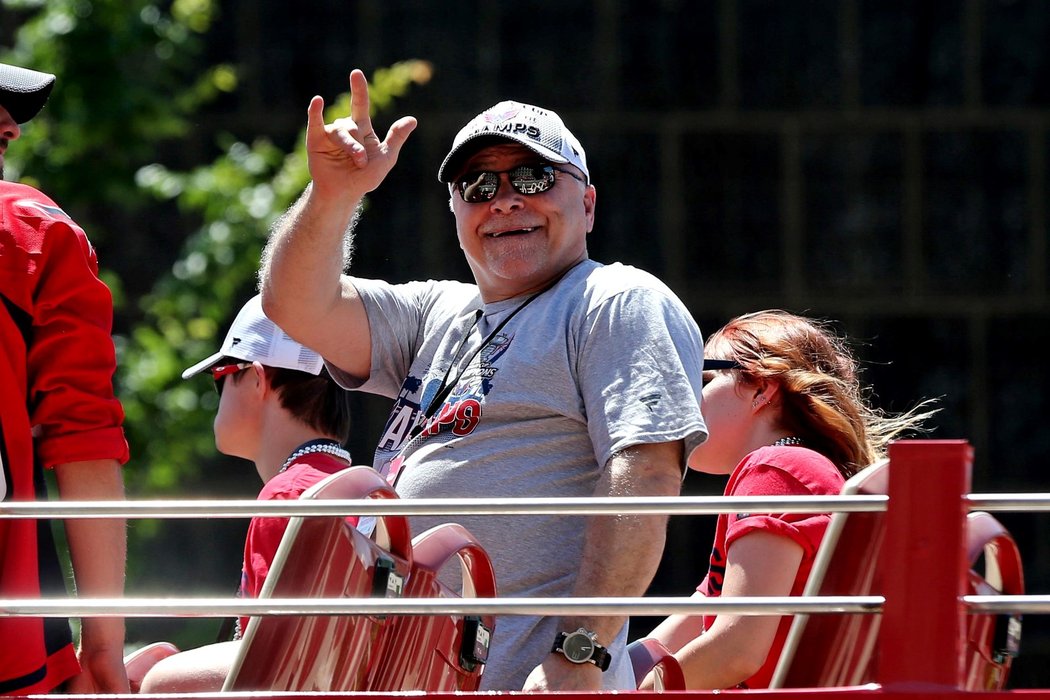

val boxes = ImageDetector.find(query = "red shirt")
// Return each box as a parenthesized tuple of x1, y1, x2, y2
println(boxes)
(236, 452, 357, 636)
(0, 181, 128, 693)
(696, 445, 845, 689)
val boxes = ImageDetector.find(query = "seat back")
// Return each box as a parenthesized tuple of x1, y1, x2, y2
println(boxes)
(628, 637, 686, 691)
(366, 522, 497, 691)
(771, 462, 1026, 690)
(224, 466, 413, 692)
(769, 459, 889, 688)
(962, 511, 1024, 690)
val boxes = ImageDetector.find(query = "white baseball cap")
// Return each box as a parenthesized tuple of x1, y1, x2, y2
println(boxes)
(181, 294, 325, 380)
(437, 100, 589, 184)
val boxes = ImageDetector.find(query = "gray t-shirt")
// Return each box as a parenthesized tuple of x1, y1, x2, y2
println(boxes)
(330, 259, 706, 690)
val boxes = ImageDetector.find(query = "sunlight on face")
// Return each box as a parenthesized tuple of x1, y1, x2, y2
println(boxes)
(450, 143, 594, 301)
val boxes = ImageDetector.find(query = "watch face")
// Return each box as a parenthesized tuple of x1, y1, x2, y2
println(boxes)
(563, 631, 595, 663)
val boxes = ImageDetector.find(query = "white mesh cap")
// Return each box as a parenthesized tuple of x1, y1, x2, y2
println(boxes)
(181, 294, 325, 380)
(437, 100, 589, 184)
(0, 62, 56, 124)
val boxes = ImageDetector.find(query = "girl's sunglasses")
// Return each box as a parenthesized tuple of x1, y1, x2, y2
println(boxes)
(455, 164, 583, 203)
(702, 359, 741, 370)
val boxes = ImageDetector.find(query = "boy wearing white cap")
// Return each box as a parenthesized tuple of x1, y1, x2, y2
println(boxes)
(1, 61, 130, 694)
(261, 71, 706, 691)
(140, 295, 355, 693)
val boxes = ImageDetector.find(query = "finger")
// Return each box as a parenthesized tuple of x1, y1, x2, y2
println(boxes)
(326, 121, 369, 166)
(348, 69, 375, 138)
(383, 116, 418, 159)
(305, 95, 327, 148)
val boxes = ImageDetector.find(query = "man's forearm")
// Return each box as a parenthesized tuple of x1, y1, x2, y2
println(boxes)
(562, 442, 684, 645)
(54, 459, 126, 588)
(260, 183, 376, 378)
(261, 184, 362, 323)
(54, 460, 126, 644)
(566, 511, 670, 643)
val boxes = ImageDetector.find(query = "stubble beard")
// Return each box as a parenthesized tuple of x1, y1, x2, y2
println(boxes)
(482, 236, 549, 284)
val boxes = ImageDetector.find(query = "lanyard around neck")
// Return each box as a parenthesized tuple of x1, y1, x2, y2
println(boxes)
(420, 288, 544, 423)
(408, 259, 587, 444)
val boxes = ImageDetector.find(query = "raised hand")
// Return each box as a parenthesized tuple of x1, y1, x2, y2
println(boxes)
(305, 68, 417, 200)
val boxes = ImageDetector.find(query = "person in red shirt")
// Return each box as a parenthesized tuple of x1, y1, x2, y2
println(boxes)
(138, 294, 355, 693)
(1, 61, 130, 694)
(642, 310, 933, 690)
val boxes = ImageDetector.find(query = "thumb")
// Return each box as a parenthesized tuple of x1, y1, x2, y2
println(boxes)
(383, 116, 418, 159)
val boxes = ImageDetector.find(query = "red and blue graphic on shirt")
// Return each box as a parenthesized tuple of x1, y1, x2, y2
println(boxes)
(377, 331, 513, 484)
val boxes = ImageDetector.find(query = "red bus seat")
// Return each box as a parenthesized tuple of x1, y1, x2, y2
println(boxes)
(769, 459, 889, 688)
(770, 460, 1024, 690)
(627, 637, 686, 690)
(223, 466, 413, 691)
(963, 511, 1023, 690)
(366, 522, 497, 691)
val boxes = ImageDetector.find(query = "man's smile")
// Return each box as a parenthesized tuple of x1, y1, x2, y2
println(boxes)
(486, 226, 539, 238)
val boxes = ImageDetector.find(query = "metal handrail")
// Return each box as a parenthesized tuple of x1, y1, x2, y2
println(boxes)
(964, 595, 1050, 614)
(3, 594, 1047, 618)
(965, 494, 1050, 511)
(0, 595, 883, 617)
(2, 493, 1047, 519)
(0, 494, 887, 519)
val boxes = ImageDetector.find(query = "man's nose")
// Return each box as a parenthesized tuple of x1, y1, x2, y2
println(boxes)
(0, 110, 21, 141)
(489, 173, 524, 212)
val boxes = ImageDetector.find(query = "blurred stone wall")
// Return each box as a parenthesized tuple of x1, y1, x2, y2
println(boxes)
(200, 0, 1050, 683)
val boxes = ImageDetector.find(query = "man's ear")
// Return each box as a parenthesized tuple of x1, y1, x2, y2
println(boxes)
(584, 185, 597, 233)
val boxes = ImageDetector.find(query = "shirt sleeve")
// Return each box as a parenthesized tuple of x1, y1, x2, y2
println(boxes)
(23, 204, 128, 468)
(238, 505, 293, 637)
(326, 277, 477, 397)
(576, 286, 706, 468)
(241, 489, 298, 600)
(724, 463, 831, 559)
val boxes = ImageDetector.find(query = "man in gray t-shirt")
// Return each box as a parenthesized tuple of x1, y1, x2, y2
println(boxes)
(261, 68, 706, 692)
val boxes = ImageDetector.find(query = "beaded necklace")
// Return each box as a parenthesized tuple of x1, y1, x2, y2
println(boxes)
(279, 438, 351, 473)
(771, 436, 804, 447)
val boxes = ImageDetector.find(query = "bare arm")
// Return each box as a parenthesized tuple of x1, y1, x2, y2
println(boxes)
(260, 68, 416, 380)
(54, 459, 130, 693)
(645, 531, 803, 689)
(645, 590, 707, 653)
(522, 440, 684, 691)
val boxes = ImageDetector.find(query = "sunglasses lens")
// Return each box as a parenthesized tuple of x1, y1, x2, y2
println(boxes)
(457, 165, 557, 202)
(460, 172, 499, 203)
(214, 376, 226, 396)
(509, 165, 555, 196)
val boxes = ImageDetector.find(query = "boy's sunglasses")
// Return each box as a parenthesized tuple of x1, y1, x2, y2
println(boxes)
(211, 361, 251, 395)
(455, 164, 583, 203)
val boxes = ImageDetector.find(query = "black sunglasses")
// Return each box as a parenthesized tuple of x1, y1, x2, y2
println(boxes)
(703, 359, 741, 370)
(455, 164, 583, 203)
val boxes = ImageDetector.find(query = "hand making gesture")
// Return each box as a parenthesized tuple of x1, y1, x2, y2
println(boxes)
(305, 68, 417, 200)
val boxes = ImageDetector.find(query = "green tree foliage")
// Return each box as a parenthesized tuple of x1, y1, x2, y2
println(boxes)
(125, 60, 433, 496)
(4, 0, 431, 647)
(2, 0, 233, 215)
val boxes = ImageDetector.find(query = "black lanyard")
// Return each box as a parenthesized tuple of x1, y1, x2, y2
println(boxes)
(405, 259, 587, 445)
(418, 288, 545, 426)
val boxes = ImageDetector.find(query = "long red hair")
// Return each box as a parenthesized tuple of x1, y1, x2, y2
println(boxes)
(708, 310, 934, 478)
